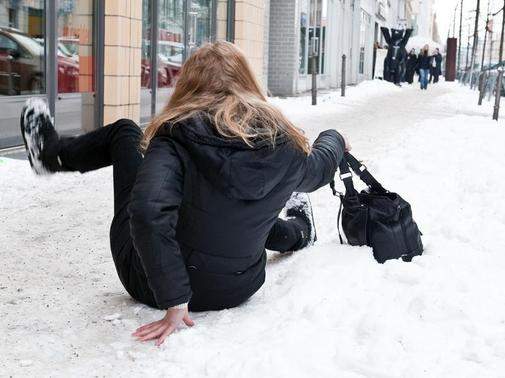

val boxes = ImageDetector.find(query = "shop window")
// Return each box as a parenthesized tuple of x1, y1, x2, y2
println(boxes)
(156, 0, 185, 111)
(0, 0, 46, 148)
(359, 10, 370, 75)
(299, 0, 327, 76)
(55, 0, 96, 133)
(140, 0, 231, 124)
(140, 0, 153, 124)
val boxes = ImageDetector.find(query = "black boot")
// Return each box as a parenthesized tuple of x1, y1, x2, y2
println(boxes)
(20, 98, 63, 174)
(285, 192, 317, 249)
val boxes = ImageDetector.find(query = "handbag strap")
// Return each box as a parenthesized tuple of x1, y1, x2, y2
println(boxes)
(344, 153, 387, 193)
(338, 158, 358, 194)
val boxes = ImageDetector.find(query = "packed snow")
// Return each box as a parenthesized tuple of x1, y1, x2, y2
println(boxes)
(1, 80, 505, 377)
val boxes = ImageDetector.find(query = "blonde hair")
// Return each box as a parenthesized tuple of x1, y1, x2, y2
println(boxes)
(142, 41, 310, 154)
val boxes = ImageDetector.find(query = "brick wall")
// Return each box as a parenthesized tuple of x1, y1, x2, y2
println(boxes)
(267, 0, 299, 96)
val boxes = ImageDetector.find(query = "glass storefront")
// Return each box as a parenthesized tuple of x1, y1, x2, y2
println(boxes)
(0, 0, 99, 149)
(140, 0, 232, 125)
(0, 0, 232, 148)
(156, 0, 185, 111)
(55, 0, 96, 133)
(0, 0, 46, 148)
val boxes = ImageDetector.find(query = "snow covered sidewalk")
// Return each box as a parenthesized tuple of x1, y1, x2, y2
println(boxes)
(2, 81, 505, 377)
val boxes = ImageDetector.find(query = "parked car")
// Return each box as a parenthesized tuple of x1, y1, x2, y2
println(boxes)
(140, 39, 182, 89)
(0, 27, 80, 95)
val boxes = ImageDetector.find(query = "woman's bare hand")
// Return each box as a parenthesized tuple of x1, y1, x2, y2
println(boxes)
(342, 134, 352, 152)
(132, 305, 194, 346)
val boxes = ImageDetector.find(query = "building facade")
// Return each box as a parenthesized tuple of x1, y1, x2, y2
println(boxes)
(0, 0, 432, 149)
(0, 0, 238, 149)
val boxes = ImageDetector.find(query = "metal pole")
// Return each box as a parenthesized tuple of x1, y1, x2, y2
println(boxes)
(466, 24, 471, 73)
(478, 71, 487, 104)
(489, 21, 494, 67)
(341, 54, 346, 97)
(493, 0, 505, 120)
(311, 54, 317, 105)
(479, 11, 490, 105)
(481, 9, 490, 71)
(458, 0, 464, 76)
(310, 36, 318, 106)
(469, 0, 481, 88)
(453, 4, 458, 37)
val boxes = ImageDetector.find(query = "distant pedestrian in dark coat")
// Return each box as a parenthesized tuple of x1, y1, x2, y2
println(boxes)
(406, 48, 418, 84)
(430, 48, 443, 83)
(417, 45, 432, 90)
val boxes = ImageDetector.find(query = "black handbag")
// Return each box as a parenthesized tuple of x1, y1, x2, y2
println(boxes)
(330, 153, 423, 263)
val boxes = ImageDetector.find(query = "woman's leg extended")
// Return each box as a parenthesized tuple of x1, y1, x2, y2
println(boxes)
(266, 193, 317, 253)
(61, 120, 157, 305)
(20, 99, 156, 306)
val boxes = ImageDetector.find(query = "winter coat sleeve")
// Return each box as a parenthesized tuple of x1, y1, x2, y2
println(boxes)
(128, 135, 191, 309)
(295, 130, 345, 193)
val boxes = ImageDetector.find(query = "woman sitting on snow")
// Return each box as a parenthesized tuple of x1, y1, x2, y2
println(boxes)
(20, 41, 349, 346)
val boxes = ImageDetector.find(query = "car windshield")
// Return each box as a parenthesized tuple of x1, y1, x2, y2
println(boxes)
(10, 32, 44, 56)
(58, 42, 74, 58)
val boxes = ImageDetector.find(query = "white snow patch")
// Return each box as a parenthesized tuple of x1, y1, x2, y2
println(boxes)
(1, 80, 505, 376)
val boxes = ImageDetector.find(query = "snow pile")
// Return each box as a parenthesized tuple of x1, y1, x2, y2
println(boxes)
(1, 81, 505, 376)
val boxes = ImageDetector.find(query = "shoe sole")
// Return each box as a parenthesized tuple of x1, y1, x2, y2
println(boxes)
(20, 98, 53, 175)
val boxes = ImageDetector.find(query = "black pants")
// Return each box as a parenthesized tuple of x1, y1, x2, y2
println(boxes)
(57, 119, 306, 309)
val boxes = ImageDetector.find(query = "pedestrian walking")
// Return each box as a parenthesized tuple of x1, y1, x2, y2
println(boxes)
(18, 41, 350, 346)
(417, 45, 432, 90)
(406, 48, 418, 84)
(429, 48, 443, 83)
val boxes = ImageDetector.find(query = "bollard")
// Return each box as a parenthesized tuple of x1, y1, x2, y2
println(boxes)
(310, 36, 318, 106)
(311, 54, 317, 105)
(341, 54, 346, 97)
(493, 69, 503, 120)
(478, 72, 486, 105)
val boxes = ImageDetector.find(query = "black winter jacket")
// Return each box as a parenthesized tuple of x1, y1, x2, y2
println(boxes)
(417, 53, 432, 70)
(128, 116, 345, 311)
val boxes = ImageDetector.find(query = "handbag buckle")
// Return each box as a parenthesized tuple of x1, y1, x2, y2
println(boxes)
(339, 172, 352, 180)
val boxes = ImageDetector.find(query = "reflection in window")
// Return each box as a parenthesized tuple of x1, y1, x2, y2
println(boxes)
(299, 0, 308, 74)
(0, 0, 45, 96)
(57, 0, 94, 94)
(141, 0, 152, 124)
(55, 0, 95, 133)
(359, 10, 370, 75)
(188, 0, 212, 52)
(156, 0, 185, 110)
(299, 0, 326, 75)
(0, 0, 45, 148)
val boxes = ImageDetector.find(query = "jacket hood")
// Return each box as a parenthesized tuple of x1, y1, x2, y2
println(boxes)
(159, 116, 300, 201)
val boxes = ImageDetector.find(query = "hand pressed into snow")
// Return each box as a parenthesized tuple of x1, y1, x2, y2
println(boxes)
(132, 305, 194, 346)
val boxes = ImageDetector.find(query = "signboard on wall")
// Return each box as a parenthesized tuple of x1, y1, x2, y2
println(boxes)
(377, 0, 388, 20)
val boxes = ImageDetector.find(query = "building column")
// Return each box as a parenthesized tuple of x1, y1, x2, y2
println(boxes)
(234, 0, 267, 86)
(103, 0, 142, 125)
(267, 0, 299, 96)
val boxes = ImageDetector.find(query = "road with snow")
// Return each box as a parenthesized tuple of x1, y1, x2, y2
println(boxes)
(1, 81, 505, 377)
